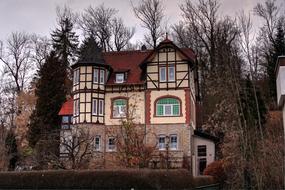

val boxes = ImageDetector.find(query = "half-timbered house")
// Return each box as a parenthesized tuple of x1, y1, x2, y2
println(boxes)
(58, 37, 216, 175)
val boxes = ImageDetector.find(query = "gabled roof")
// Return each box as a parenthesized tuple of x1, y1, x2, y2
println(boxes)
(58, 98, 73, 115)
(139, 39, 196, 69)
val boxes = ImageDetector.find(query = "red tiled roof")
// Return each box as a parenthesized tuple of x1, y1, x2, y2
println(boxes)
(58, 98, 73, 115)
(103, 40, 196, 85)
(103, 50, 151, 85)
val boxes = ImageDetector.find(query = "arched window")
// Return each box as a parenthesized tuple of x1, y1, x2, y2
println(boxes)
(156, 97, 180, 116)
(112, 98, 127, 118)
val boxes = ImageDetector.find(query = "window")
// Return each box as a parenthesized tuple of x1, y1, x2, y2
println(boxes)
(73, 69, 79, 85)
(168, 65, 175, 81)
(93, 69, 99, 83)
(158, 136, 166, 150)
(61, 116, 71, 130)
(170, 135, 178, 150)
(92, 99, 97, 115)
(95, 136, 101, 151)
(113, 99, 127, 118)
(108, 137, 116, 151)
(156, 98, 180, 116)
(100, 70, 105, 84)
(198, 145, 207, 157)
(159, 66, 175, 82)
(74, 99, 79, 116)
(99, 100, 104, 116)
(62, 116, 69, 123)
(115, 73, 124, 83)
(159, 67, 166, 82)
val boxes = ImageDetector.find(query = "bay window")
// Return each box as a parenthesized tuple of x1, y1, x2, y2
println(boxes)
(93, 69, 99, 83)
(99, 99, 104, 116)
(73, 69, 79, 85)
(100, 70, 105, 84)
(92, 99, 97, 115)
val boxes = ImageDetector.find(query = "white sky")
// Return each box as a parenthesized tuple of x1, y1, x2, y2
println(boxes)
(0, 0, 283, 42)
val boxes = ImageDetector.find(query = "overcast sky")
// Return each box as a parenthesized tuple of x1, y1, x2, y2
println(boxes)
(0, 0, 284, 43)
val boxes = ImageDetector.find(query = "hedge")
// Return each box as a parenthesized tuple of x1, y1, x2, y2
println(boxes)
(0, 169, 215, 189)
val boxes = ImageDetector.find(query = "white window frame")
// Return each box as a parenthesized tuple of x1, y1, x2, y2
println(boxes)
(100, 70, 105, 84)
(107, 137, 116, 152)
(98, 99, 104, 116)
(113, 99, 127, 118)
(159, 67, 166, 82)
(73, 99, 79, 116)
(170, 134, 178, 150)
(93, 69, 99, 83)
(168, 65, 175, 81)
(73, 69, 79, 85)
(156, 102, 180, 116)
(115, 73, 124, 83)
(158, 135, 166, 150)
(92, 99, 97, 115)
(94, 135, 101, 151)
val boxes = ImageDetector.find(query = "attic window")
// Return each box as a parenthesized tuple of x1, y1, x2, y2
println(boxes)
(115, 73, 125, 83)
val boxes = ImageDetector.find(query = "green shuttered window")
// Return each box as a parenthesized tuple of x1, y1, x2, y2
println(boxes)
(156, 98, 180, 116)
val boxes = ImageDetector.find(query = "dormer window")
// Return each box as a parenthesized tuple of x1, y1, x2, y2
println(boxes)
(115, 73, 125, 83)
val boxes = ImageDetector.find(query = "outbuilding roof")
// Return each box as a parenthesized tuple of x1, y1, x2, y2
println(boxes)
(58, 98, 73, 116)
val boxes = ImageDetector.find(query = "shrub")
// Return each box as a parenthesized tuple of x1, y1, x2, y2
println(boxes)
(203, 160, 226, 184)
(0, 169, 216, 189)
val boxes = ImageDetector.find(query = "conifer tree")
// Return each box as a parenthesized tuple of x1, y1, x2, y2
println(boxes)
(5, 130, 18, 170)
(51, 7, 79, 67)
(28, 51, 67, 147)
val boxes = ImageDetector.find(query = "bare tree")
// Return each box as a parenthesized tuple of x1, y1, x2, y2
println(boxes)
(254, 0, 279, 45)
(80, 5, 117, 52)
(30, 35, 52, 71)
(0, 32, 33, 93)
(132, 0, 164, 48)
(112, 18, 135, 51)
(58, 126, 95, 169)
(115, 98, 156, 168)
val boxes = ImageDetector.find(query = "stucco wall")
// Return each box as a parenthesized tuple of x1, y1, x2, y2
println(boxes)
(104, 92, 145, 125)
(150, 90, 186, 124)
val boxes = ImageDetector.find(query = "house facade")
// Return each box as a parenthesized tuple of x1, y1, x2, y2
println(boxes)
(58, 37, 215, 175)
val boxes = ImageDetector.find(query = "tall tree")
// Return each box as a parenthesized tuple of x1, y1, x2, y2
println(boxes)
(0, 32, 33, 93)
(80, 5, 117, 52)
(51, 6, 79, 67)
(254, 0, 282, 105)
(111, 18, 135, 51)
(132, 0, 164, 48)
(28, 51, 67, 148)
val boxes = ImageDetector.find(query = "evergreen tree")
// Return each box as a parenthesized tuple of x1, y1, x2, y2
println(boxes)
(78, 36, 104, 63)
(5, 130, 18, 170)
(51, 15, 79, 67)
(267, 20, 285, 103)
(28, 51, 67, 147)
